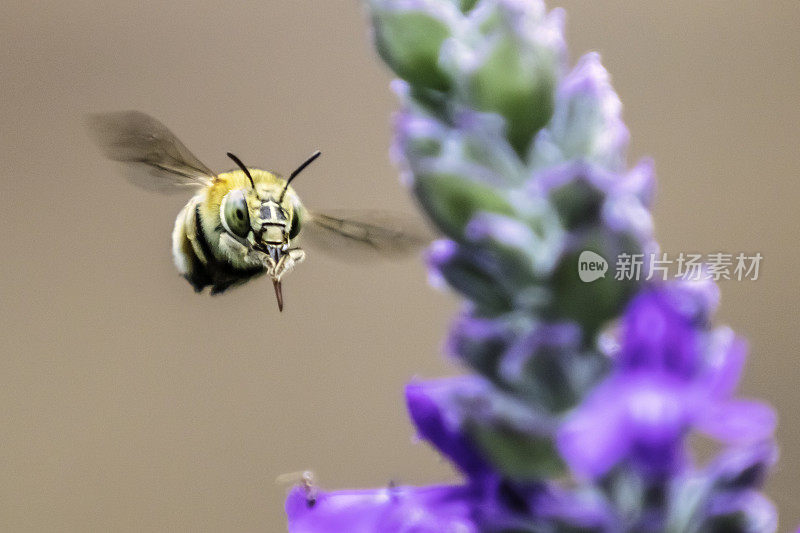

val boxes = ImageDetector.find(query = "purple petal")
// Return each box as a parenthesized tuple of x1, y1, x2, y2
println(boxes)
(706, 441, 778, 491)
(534, 161, 613, 195)
(559, 374, 695, 479)
(445, 311, 517, 366)
(557, 379, 628, 479)
(696, 399, 776, 443)
(619, 288, 700, 377)
(406, 377, 490, 477)
(286, 484, 479, 533)
(663, 276, 720, 323)
(600, 192, 654, 244)
(619, 158, 656, 207)
(706, 490, 777, 533)
(466, 214, 535, 250)
(393, 110, 446, 162)
(426, 239, 459, 290)
(531, 162, 655, 247)
(700, 327, 747, 399)
(530, 486, 619, 530)
(623, 376, 690, 475)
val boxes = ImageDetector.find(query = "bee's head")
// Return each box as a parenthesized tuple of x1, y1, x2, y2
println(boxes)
(218, 152, 319, 311)
(218, 187, 287, 246)
(219, 151, 320, 254)
(254, 199, 289, 248)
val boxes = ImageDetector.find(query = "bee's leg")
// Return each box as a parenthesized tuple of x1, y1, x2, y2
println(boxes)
(274, 249, 306, 280)
(287, 248, 306, 264)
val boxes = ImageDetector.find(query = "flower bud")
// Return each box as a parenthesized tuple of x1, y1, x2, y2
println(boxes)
(414, 171, 515, 241)
(460, 4, 564, 156)
(533, 53, 629, 172)
(369, 0, 458, 91)
(427, 238, 515, 311)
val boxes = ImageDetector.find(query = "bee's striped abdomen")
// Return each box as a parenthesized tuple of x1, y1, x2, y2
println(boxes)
(171, 197, 264, 294)
(172, 200, 211, 291)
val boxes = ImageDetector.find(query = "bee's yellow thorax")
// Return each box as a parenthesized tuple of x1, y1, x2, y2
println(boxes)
(208, 169, 284, 203)
(200, 169, 289, 222)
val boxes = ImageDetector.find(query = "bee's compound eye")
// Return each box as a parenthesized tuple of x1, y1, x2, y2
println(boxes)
(288, 197, 303, 239)
(221, 189, 250, 238)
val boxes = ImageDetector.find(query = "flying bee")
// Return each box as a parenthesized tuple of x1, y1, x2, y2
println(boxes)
(87, 111, 425, 311)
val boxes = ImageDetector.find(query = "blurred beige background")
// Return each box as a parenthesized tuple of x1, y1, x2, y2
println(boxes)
(0, 1, 797, 530)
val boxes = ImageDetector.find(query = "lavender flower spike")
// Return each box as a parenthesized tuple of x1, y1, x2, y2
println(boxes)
(285, 0, 778, 531)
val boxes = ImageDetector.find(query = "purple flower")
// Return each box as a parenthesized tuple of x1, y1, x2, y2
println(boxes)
(286, 484, 480, 533)
(557, 283, 776, 480)
(617, 284, 701, 376)
(284, 0, 778, 529)
(286, 471, 621, 533)
(406, 376, 561, 481)
(406, 377, 491, 478)
(528, 485, 619, 531)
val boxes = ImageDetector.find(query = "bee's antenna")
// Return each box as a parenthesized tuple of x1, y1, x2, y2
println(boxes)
(278, 150, 321, 203)
(227, 152, 256, 189)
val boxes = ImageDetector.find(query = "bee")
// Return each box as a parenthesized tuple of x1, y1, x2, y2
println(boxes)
(87, 111, 425, 311)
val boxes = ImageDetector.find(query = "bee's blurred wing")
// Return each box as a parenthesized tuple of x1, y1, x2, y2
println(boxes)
(87, 110, 215, 193)
(304, 210, 429, 260)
